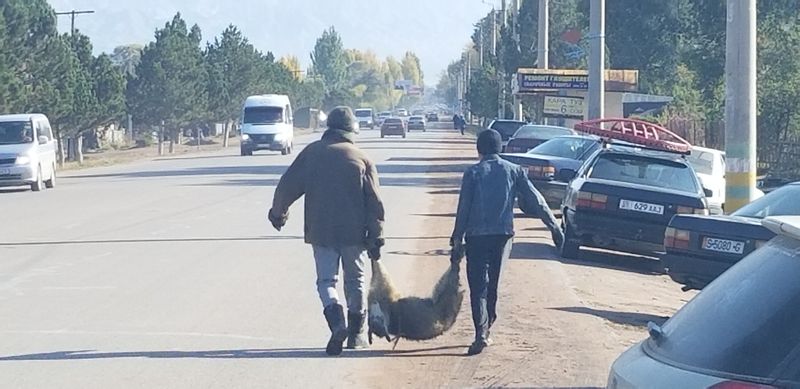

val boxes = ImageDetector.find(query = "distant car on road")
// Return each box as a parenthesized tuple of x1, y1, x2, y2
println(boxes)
(407, 116, 426, 132)
(608, 216, 800, 389)
(426, 112, 439, 122)
(662, 182, 800, 290)
(504, 124, 576, 154)
(395, 108, 408, 117)
(377, 111, 392, 127)
(412, 109, 425, 116)
(381, 117, 406, 138)
(240, 94, 294, 156)
(487, 119, 528, 152)
(501, 135, 601, 209)
(354, 108, 375, 130)
(0, 113, 57, 192)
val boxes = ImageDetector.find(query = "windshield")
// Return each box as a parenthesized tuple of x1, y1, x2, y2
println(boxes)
(589, 154, 699, 193)
(354, 109, 372, 117)
(686, 150, 717, 175)
(513, 125, 573, 140)
(733, 185, 800, 219)
(409, 116, 423, 121)
(529, 137, 599, 160)
(243, 106, 283, 125)
(0, 121, 34, 145)
(648, 235, 800, 381)
(379, 112, 391, 117)
(490, 121, 527, 140)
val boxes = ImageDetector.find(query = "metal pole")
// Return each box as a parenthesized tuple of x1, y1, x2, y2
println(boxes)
(725, 0, 757, 212)
(492, 8, 497, 57)
(480, 24, 484, 67)
(588, 0, 605, 120)
(537, 0, 549, 69)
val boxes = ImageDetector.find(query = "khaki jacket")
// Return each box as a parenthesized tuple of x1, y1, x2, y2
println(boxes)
(271, 130, 385, 248)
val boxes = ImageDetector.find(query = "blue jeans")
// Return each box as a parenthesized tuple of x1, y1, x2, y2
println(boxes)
(465, 235, 513, 341)
(312, 245, 368, 314)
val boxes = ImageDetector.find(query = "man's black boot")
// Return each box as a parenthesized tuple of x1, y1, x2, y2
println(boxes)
(323, 304, 348, 356)
(346, 311, 369, 349)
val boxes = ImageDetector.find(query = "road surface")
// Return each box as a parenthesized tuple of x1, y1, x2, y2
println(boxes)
(0, 122, 694, 388)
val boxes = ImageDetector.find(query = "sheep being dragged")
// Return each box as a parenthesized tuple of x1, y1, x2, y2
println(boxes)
(367, 249, 465, 345)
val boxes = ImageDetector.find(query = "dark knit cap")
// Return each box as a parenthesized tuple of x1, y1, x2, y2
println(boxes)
(477, 129, 502, 155)
(327, 106, 358, 132)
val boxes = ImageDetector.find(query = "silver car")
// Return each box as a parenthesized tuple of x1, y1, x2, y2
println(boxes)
(608, 215, 800, 389)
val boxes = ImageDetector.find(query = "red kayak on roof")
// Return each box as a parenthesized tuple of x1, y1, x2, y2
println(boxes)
(574, 118, 692, 154)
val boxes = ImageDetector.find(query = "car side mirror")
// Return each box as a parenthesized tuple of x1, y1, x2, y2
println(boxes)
(556, 168, 578, 182)
(703, 187, 714, 197)
(38, 135, 49, 145)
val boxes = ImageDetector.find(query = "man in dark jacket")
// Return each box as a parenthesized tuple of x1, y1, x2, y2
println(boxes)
(269, 106, 385, 356)
(451, 129, 564, 356)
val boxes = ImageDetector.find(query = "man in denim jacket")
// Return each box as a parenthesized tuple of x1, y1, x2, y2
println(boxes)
(451, 129, 564, 356)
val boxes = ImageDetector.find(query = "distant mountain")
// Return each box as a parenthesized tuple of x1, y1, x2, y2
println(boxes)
(46, 0, 491, 85)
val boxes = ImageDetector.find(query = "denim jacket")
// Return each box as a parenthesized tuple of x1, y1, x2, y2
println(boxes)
(451, 154, 561, 243)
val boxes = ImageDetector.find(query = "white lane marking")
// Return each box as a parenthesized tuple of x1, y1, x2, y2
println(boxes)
(41, 286, 116, 291)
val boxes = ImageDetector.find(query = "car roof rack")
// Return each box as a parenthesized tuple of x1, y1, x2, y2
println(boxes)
(574, 118, 692, 155)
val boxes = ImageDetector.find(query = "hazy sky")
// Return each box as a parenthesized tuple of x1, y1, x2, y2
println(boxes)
(46, 0, 494, 86)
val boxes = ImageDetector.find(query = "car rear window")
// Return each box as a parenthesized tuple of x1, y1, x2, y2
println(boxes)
(733, 185, 800, 219)
(410, 116, 423, 120)
(513, 125, 574, 140)
(686, 150, 717, 175)
(646, 235, 800, 380)
(588, 154, 699, 193)
(354, 109, 372, 117)
(529, 137, 599, 160)
(385, 118, 402, 124)
(490, 121, 526, 140)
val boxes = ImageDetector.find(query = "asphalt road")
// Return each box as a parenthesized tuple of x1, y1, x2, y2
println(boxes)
(0, 122, 694, 388)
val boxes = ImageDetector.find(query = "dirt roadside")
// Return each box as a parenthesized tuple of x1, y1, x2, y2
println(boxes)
(364, 129, 695, 388)
(60, 129, 317, 171)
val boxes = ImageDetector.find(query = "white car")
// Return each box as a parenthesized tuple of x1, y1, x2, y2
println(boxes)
(686, 146, 763, 214)
(608, 215, 800, 388)
(0, 114, 58, 192)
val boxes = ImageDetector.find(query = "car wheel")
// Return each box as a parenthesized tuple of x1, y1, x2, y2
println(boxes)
(281, 147, 288, 156)
(402, 132, 407, 138)
(31, 166, 44, 192)
(381, 134, 385, 138)
(560, 215, 580, 259)
(44, 164, 56, 189)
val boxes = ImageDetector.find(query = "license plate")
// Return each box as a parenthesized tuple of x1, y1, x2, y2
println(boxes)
(703, 237, 745, 254)
(619, 199, 664, 215)
(0, 168, 9, 176)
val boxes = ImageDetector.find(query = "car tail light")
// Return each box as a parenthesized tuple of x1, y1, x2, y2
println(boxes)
(664, 227, 690, 250)
(707, 381, 776, 389)
(576, 191, 608, 210)
(676, 206, 709, 215)
(527, 165, 556, 179)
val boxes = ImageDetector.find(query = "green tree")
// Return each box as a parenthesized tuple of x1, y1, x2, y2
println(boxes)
(310, 26, 347, 92)
(127, 13, 208, 151)
(466, 64, 499, 120)
(110, 44, 143, 77)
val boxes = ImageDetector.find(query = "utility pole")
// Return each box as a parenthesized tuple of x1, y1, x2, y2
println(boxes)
(499, 0, 507, 119)
(492, 7, 497, 57)
(55, 10, 95, 36)
(725, 0, 758, 212)
(537, 0, 549, 69)
(588, 0, 605, 120)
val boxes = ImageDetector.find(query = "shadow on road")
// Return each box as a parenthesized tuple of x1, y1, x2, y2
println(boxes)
(550, 306, 670, 328)
(510, 242, 664, 276)
(0, 345, 469, 361)
(428, 189, 460, 195)
(0, 235, 455, 247)
(0, 188, 30, 194)
(388, 157, 477, 162)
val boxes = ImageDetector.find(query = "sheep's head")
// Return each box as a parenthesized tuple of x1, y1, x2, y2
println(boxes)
(368, 302, 392, 344)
